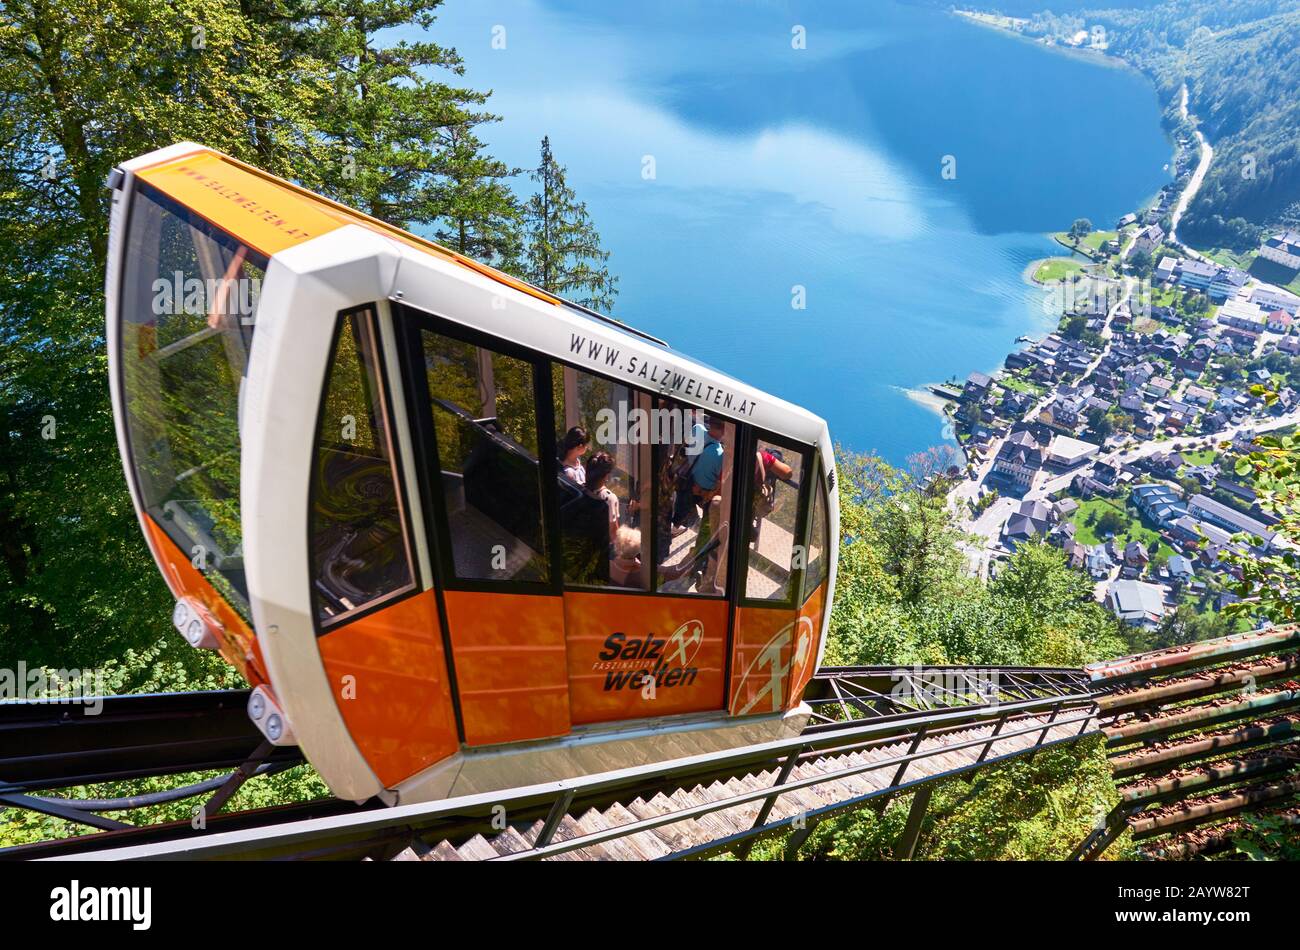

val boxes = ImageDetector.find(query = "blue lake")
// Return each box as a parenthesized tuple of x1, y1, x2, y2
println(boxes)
(407, 0, 1173, 463)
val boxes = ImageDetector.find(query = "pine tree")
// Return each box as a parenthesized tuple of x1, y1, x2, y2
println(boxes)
(522, 136, 618, 312)
(269, 0, 503, 231)
(429, 117, 522, 267)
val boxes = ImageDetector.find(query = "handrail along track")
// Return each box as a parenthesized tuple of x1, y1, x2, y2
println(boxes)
(2, 664, 1098, 861)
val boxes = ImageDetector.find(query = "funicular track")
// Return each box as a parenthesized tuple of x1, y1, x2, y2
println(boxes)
(0, 665, 1095, 861)
(1070, 625, 1300, 861)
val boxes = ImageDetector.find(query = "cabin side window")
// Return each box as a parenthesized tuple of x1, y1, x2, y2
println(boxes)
(309, 308, 416, 627)
(419, 328, 550, 584)
(653, 398, 734, 597)
(552, 366, 652, 590)
(742, 437, 810, 603)
(803, 462, 830, 599)
(118, 182, 266, 619)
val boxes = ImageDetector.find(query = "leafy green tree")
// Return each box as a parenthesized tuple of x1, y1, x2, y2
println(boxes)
(1150, 604, 1232, 649)
(824, 452, 1122, 669)
(258, 0, 504, 233)
(1096, 510, 1126, 537)
(522, 136, 618, 311)
(1128, 248, 1153, 278)
(1087, 407, 1113, 440)
(1222, 407, 1299, 623)
(0, 0, 319, 667)
(1068, 217, 1092, 244)
(0, 0, 581, 670)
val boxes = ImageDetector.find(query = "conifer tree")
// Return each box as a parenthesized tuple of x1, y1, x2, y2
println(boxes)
(522, 136, 618, 312)
(429, 118, 522, 267)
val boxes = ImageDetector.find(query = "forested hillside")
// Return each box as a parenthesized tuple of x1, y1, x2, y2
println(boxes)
(1005, 0, 1300, 249)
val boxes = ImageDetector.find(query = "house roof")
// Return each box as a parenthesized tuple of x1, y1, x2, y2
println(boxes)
(1108, 580, 1165, 621)
(1188, 494, 1275, 541)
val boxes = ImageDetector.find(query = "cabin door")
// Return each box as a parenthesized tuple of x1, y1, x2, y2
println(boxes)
(395, 303, 571, 748)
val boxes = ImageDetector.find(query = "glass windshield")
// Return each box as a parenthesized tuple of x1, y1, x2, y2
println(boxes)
(118, 182, 266, 619)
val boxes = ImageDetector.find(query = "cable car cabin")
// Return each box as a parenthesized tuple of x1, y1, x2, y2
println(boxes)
(105, 143, 838, 805)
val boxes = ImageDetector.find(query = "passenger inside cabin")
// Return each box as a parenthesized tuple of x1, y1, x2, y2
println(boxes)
(585, 451, 620, 540)
(671, 414, 725, 532)
(752, 446, 794, 528)
(558, 426, 590, 485)
(610, 526, 642, 586)
(757, 447, 794, 484)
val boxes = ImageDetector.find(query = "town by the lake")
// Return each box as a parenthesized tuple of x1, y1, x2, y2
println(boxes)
(934, 81, 1299, 635)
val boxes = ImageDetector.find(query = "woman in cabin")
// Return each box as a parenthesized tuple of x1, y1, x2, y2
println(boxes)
(585, 451, 620, 541)
(558, 426, 590, 485)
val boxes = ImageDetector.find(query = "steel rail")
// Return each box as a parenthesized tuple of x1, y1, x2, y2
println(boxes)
(0, 689, 301, 793)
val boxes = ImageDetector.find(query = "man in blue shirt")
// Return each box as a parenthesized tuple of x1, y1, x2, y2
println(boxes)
(670, 414, 727, 539)
(690, 415, 725, 495)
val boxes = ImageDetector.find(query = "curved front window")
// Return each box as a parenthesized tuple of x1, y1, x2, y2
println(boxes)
(118, 182, 266, 619)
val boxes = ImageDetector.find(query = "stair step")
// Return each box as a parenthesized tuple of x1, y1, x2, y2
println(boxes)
(456, 834, 502, 861)
(668, 789, 735, 845)
(603, 801, 672, 860)
(485, 824, 534, 857)
(428, 840, 464, 861)
(572, 808, 644, 862)
(625, 797, 698, 852)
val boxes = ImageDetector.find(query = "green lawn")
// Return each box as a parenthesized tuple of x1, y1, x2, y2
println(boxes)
(1066, 496, 1175, 561)
(1033, 257, 1087, 283)
(1081, 229, 1119, 252)
(1199, 246, 1256, 271)
(1182, 448, 1218, 466)
(1051, 230, 1118, 259)
(999, 373, 1044, 395)
(1195, 245, 1300, 295)
(1147, 286, 1179, 308)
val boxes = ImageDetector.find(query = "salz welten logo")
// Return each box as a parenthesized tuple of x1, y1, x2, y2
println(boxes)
(730, 617, 815, 716)
(596, 620, 705, 692)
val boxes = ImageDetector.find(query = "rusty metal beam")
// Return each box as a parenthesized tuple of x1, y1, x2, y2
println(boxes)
(1087, 625, 1299, 685)
(1129, 775, 1300, 839)
(1144, 807, 1300, 859)
(1099, 653, 1300, 715)
(1112, 715, 1300, 777)
(1118, 753, 1298, 805)
(1106, 687, 1300, 746)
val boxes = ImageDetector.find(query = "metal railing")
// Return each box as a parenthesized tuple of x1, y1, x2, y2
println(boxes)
(49, 688, 1098, 862)
(804, 665, 1090, 731)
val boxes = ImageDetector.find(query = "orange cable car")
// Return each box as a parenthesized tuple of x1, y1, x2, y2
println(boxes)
(105, 143, 838, 804)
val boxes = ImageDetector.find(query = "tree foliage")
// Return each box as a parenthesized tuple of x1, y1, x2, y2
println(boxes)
(824, 450, 1125, 669)
(0, 1, 615, 668)
(521, 135, 618, 312)
(1221, 407, 1299, 623)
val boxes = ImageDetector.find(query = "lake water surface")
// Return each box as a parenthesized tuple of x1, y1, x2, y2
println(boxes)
(412, 0, 1173, 463)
